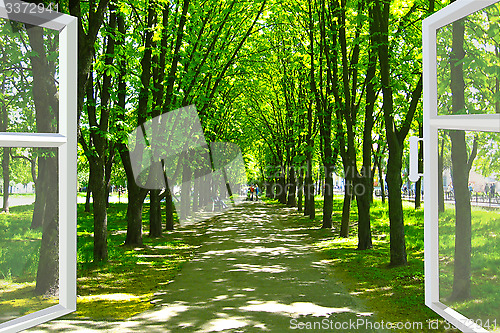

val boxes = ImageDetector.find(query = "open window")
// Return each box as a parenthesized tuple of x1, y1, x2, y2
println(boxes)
(0, 1, 76, 331)
(423, 0, 500, 332)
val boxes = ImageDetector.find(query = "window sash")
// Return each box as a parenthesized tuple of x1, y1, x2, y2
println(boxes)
(0, 3, 77, 331)
(423, 1, 499, 332)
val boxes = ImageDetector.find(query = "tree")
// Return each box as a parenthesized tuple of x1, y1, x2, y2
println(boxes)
(372, 0, 423, 265)
(25, 23, 60, 295)
(447, 15, 476, 301)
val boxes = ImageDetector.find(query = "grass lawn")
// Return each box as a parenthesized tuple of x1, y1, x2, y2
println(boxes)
(2, 196, 497, 330)
(308, 196, 498, 332)
(0, 204, 56, 322)
(438, 204, 499, 330)
(0, 202, 207, 322)
(306, 197, 451, 332)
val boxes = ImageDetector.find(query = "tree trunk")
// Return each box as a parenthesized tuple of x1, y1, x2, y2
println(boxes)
(85, 182, 92, 212)
(449, 130, 472, 301)
(149, 189, 162, 237)
(378, 156, 386, 204)
(356, 36, 376, 248)
(449, 15, 472, 301)
(192, 170, 199, 212)
(266, 179, 273, 198)
(25, 23, 60, 295)
(438, 138, 445, 213)
(386, 152, 407, 266)
(415, 124, 423, 209)
(278, 165, 287, 204)
(304, 160, 315, 219)
(373, 0, 422, 266)
(356, 176, 373, 249)
(2, 147, 10, 213)
(34, 150, 58, 296)
(297, 167, 304, 212)
(321, 164, 334, 228)
(180, 159, 192, 219)
(119, 144, 148, 246)
(89, 160, 108, 262)
(164, 186, 174, 231)
(287, 165, 297, 207)
(340, 180, 352, 237)
(125, 181, 146, 246)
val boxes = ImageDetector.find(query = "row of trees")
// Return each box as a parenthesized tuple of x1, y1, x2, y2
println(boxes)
(8, 0, 496, 301)
(234, 0, 436, 266)
(17, 0, 435, 295)
(2, 0, 267, 295)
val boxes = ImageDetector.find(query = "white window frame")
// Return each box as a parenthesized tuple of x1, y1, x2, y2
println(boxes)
(0, 1, 77, 332)
(423, 1, 500, 332)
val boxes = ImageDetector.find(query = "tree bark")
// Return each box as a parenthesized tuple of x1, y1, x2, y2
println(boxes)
(297, 167, 304, 212)
(377, 155, 386, 204)
(164, 185, 175, 231)
(2, 147, 10, 213)
(356, 176, 373, 249)
(449, 130, 473, 300)
(149, 189, 162, 237)
(438, 138, 445, 213)
(180, 157, 192, 219)
(89, 159, 108, 261)
(356, 29, 376, 248)
(278, 165, 287, 204)
(34, 150, 58, 296)
(25, 22, 60, 295)
(304, 160, 315, 219)
(125, 183, 146, 246)
(287, 165, 297, 207)
(373, 0, 422, 266)
(85, 183, 92, 213)
(340, 179, 352, 237)
(322, 164, 334, 229)
(449, 15, 474, 301)
(415, 124, 423, 209)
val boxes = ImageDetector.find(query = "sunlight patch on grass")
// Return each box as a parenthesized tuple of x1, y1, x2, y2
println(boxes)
(312, 198, 455, 332)
(62, 202, 203, 321)
(0, 282, 57, 319)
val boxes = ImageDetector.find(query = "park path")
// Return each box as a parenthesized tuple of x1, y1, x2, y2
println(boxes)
(29, 202, 386, 332)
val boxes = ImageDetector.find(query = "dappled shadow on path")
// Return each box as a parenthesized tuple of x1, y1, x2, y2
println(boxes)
(29, 202, 386, 332)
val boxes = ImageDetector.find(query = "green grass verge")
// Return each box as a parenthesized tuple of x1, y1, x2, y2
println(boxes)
(305, 197, 452, 332)
(0, 204, 56, 321)
(308, 196, 498, 332)
(0, 202, 206, 321)
(438, 204, 499, 327)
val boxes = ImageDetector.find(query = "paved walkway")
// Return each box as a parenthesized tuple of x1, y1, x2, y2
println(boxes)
(29, 202, 385, 332)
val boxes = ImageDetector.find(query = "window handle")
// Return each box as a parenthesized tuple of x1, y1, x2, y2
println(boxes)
(409, 136, 423, 182)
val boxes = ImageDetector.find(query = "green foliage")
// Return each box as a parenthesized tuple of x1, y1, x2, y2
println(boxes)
(437, 2, 500, 115)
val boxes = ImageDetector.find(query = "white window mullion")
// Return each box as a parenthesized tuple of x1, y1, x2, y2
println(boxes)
(0, 133, 67, 147)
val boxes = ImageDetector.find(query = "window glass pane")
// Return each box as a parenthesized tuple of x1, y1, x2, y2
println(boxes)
(0, 147, 59, 324)
(0, 17, 59, 133)
(437, 129, 499, 329)
(437, 3, 500, 115)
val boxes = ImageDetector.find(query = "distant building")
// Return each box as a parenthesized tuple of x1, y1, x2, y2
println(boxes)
(442, 168, 500, 192)
(0, 182, 35, 194)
